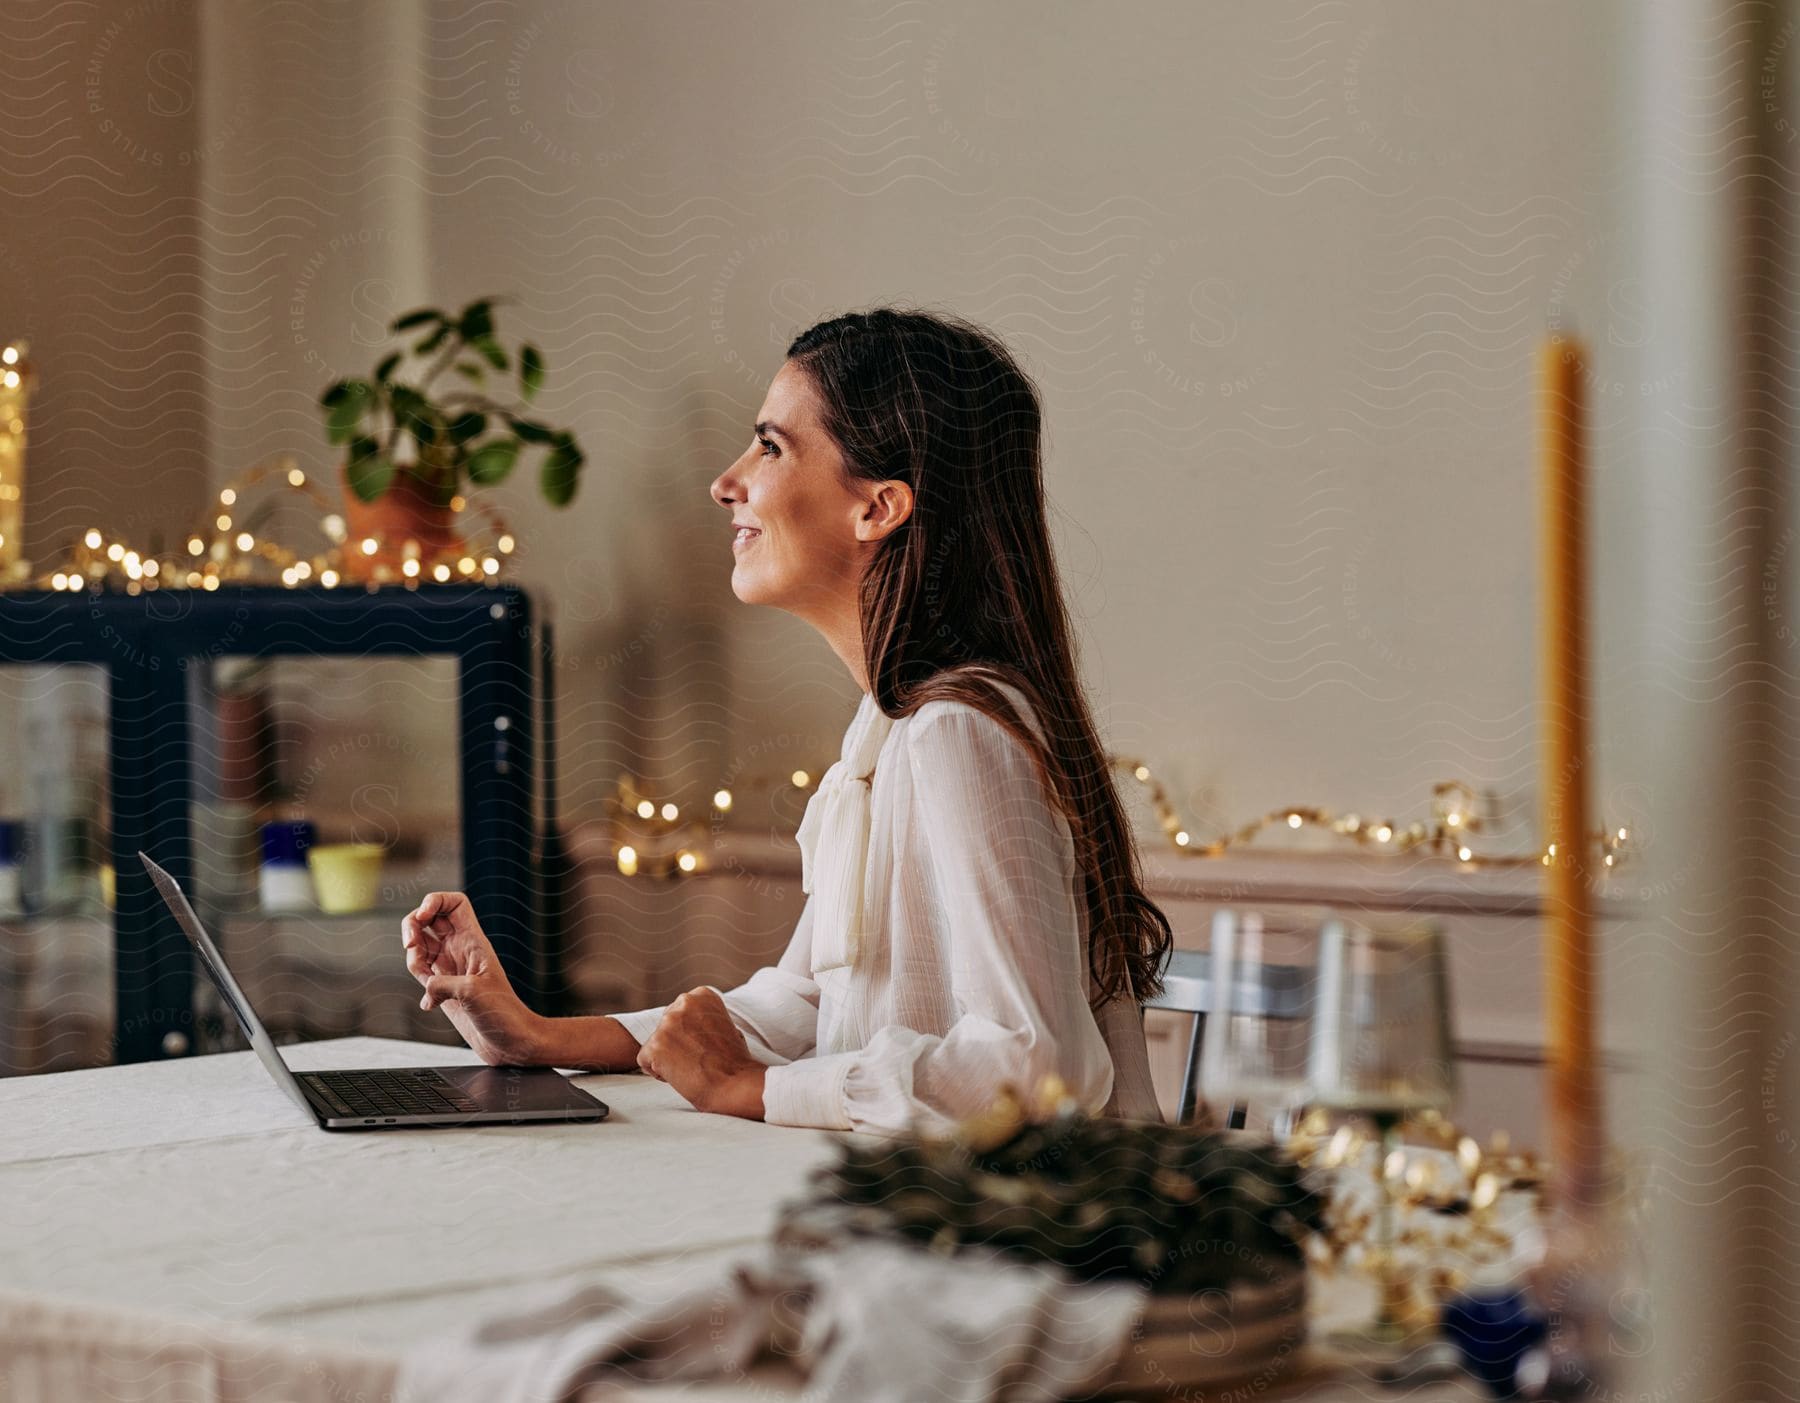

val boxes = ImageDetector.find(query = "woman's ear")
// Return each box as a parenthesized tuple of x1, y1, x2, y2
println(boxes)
(855, 480, 914, 543)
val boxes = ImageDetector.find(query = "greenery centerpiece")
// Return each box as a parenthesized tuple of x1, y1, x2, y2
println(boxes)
(318, 297, 586, 576)
(777, 1081, 1323, 1296)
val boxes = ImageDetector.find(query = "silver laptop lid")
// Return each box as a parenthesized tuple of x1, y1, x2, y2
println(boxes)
(139, 851, 315, 1121)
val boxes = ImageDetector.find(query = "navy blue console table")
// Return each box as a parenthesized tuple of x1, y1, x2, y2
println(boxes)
(0, 584, 545, 1064)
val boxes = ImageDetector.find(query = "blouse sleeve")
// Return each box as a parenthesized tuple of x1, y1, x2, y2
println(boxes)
(608, 900, 823, 1066)
(761, 702, 1117, 1135)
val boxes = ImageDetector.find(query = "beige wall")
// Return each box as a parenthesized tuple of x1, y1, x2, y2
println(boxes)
(179, 0, 1644, 847)
(0, 1, 208, 564)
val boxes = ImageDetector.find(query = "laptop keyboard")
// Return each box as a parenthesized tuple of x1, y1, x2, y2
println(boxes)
(305, 1068, 483, 1118)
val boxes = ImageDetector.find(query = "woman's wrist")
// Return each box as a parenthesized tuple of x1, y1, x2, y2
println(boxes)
(527, 1012, 642, 1072)
(717, 1064, 767, 1120)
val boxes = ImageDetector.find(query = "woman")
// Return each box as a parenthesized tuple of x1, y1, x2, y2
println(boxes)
(401, 308, 1172, 1135)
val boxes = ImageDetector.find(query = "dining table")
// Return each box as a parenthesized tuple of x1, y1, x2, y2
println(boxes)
(0, 1036, 1485, 1400)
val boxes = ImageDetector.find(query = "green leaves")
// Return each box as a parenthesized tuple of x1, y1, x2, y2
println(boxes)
(321, 297, 587, 511)
(780, 1110, 1323, 1296)
(392, 308, 452, 356)
(541, 432, 583, 506)
(388, 383, 443, 453)
(345, 435, 395, 502)
(457, 299, 494, 342)
(323, 379, 375, 445)
(508, 415, 554, 444)
(470, 336, 508, 371)
(465, 439, 520, 486)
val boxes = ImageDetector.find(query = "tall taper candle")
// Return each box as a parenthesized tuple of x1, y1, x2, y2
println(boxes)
(1539, 332, 1598, 1202)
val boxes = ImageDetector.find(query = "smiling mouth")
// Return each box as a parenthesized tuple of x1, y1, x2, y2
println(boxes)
(732, 527, 762, 551)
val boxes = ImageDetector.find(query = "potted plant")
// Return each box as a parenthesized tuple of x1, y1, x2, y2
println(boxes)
(319, 297, 585, 577)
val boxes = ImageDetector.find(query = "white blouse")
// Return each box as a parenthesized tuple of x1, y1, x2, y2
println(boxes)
(609, 675, 1164, 1137)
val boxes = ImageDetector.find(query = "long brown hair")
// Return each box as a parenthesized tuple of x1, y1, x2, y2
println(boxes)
(785, 307, 1171, 1006)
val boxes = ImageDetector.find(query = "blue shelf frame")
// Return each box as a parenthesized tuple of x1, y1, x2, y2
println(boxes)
(0, 583, 541, 1064)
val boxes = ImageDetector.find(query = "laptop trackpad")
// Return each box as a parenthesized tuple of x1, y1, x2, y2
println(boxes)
(437, 1063, 609, 1115)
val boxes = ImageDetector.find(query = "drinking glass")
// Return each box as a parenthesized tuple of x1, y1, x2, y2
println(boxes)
(1308, 919, 1457, 1353)
(1198, 908, 1331, 1132)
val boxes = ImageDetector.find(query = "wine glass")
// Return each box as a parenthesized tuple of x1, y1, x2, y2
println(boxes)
(1307, 918, 1457, 1354)
(1197, 907, 1333, 1134)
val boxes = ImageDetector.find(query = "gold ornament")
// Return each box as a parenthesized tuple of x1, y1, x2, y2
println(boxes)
(1287, 1108, 1555, 1319)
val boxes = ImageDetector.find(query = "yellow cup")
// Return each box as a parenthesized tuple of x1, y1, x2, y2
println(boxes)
(307, 843, 385, 914)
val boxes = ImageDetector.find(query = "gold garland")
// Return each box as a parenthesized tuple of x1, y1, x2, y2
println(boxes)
(10, 454, 517, 594)
(1113, 763, 1630, 872)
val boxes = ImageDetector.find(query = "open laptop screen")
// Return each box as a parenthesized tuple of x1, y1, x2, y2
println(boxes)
(139, 851, 316, 1119)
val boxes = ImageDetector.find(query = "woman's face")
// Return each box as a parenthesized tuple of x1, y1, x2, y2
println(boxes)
(709, 360, 872, 618)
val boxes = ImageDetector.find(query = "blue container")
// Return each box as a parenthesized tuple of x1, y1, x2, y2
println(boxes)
(0, 819, 20, 866)
(261, 820, 316, 867)
(1440, 1287, 1547, 1398)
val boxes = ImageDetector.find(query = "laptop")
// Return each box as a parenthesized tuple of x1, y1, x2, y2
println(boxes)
(141, 852, 609, 1130)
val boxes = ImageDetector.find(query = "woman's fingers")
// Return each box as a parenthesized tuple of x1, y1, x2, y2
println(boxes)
(420, 973, 476, 1012)
(413, 891, 470, 933)
(404, 893, 490, 985)
(401, 914, 439, 980)
(412, 891, 449, 924)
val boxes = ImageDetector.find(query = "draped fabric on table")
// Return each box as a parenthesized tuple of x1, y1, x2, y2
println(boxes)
(0, 1241, 1144, 1403)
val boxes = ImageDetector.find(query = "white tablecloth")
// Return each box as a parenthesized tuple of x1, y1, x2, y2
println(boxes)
(0, 1038, 1481, 1400)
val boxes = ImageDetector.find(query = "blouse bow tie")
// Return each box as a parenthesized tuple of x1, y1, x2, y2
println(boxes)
(795, 692, 895, 976)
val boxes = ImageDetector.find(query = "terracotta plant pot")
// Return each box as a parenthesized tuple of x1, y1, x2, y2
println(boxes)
(216, 688, 274, 805)
(339, 464, 464, 582)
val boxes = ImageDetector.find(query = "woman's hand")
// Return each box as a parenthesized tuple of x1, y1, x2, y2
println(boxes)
(638, 987, 766, 1119)
(401, 891, 544, 1066)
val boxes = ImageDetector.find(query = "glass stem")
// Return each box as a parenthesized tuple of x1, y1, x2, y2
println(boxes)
(1373, 1110, 1403, 1334)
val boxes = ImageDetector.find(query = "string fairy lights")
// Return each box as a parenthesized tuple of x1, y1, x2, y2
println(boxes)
(607, 759, 1625, 884)
(0, 341, 33, 585)
(1112, 761, 1631, 873)
(8, 454, 518, 595)
(603, 770, 821, 879)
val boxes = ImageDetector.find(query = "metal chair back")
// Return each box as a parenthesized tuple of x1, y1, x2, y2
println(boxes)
(1144, 911, 1316, 1128)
